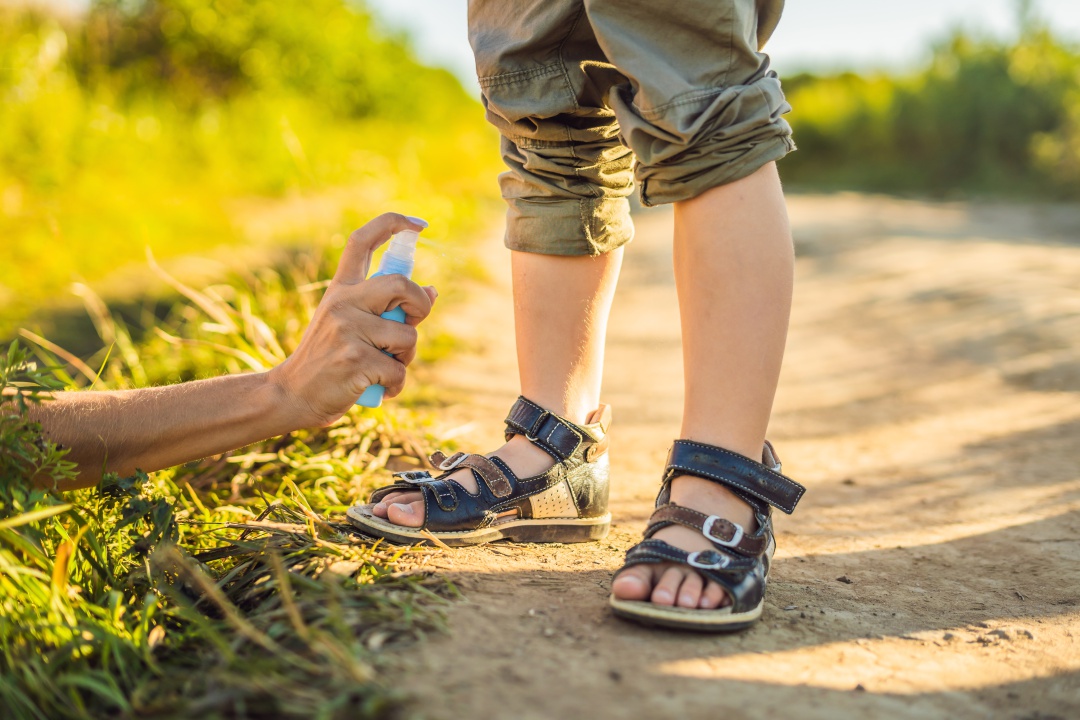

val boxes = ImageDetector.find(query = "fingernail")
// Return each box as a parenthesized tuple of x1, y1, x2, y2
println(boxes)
(427, 285, 438, 299)
(653, 589, 671, 602)
(392, 503, 414, 515)
(680, 595, 694, 606)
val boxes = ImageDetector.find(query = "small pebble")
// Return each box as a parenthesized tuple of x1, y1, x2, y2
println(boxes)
(854, 684, 866, 692)
(783, 605, 798, 611)
(1017, 629, 1035, 640)
(543, 627, 555, 638)
(837, 576, 853, 584)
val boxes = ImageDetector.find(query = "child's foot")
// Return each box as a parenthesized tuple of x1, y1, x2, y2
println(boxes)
(611, 474, 756, 609)
(608, 440, 805, 632)
(346, 397, 613, 546)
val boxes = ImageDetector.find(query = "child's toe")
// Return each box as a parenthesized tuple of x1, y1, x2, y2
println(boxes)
(676, 571, 704, 608)
(699, 580, 727, 609)
(611, 566, 653, 601)
(651, 567, 685, 606)
(374, 491, 420, 519)
(386, 500, 425, 527)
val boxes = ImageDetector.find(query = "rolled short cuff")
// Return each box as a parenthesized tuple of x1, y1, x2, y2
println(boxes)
(639, 133, 795, 207)
(503, 193, 634, 256)
(626, 74, 796, 207)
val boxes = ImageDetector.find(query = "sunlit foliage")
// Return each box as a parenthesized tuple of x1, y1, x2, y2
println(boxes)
(782, 23, 1080, 197)
(0, 1, 501, 337)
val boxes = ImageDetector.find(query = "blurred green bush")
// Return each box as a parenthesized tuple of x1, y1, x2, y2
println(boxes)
(782, 23, 1080, 197)
(0, 1, 501, 338)
(66, 0, 463, 118)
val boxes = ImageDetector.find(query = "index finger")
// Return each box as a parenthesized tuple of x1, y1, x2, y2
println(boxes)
(332, 213, 426, 286)
(348, 274, 435, 327)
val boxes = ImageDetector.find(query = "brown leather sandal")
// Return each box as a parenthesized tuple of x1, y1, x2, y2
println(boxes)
(609, 439, 805, 632)
(347, 397, 612, 546)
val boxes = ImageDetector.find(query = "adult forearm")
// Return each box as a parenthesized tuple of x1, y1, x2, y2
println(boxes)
(18, 213, 436, 492)
(29, 372, 301, 490)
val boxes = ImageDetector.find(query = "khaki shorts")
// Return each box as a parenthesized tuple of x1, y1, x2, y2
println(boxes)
(468, 0, 794, 255)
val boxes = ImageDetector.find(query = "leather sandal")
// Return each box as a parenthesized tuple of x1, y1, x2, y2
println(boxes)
(346, 397, 612, 546)
(609, 439, 805, 632)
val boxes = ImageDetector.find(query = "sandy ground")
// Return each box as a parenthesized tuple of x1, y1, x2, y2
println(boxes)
(398, 194, 1080, 720)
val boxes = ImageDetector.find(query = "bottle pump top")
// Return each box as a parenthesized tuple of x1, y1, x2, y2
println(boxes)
(377, 216, 428, 277)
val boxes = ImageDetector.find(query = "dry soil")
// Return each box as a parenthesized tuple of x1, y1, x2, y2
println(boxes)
(399, 194, 1080, 720)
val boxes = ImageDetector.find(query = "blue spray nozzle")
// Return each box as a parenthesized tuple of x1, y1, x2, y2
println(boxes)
(355, 218, 427, 408)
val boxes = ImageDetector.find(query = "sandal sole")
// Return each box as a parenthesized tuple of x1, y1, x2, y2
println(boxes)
(346, 506, 611, 547)
(608, 595, 763, 633)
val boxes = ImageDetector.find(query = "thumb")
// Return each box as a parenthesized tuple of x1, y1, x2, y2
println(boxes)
(332, 213, 426, 286)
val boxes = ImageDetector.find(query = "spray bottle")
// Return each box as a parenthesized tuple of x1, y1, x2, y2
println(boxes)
(355, 216, 428, 408)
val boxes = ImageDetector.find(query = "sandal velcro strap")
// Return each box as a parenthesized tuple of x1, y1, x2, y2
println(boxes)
(623, 540, 756, 580)
(504, 397, 584, 461)
(645, 504, 768, 557)
(369, 470, 436, 503)
(430, 450, 514, 499)
(665, 440, 806, 515)
(624, 539, 748, 570)
(426, 479, 459, 511)
(458, 455, 513, 498)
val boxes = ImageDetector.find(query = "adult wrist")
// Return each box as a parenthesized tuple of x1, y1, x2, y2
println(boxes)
(260, 368, 315, 435)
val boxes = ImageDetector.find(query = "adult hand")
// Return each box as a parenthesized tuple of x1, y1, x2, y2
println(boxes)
(269, 213, 437, 427)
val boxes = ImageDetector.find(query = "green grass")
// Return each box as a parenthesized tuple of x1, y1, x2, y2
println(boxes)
(1, 248, 468, 719)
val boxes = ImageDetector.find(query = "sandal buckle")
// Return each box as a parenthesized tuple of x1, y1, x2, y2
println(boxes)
(702, 516, 744, 549)
(436, 452, 469, 472)
(394, 470, 433, 484)
(686, 550, 730, 570)
(525, 411, 550, 442)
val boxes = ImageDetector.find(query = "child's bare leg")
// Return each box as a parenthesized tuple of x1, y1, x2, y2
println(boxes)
(511, 249, 623, 423)
(373, 248, 623, 527)
(611, 162, 793, 608)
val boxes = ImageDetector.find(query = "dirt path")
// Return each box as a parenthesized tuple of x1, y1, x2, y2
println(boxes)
(401, 194, 1080, 719)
